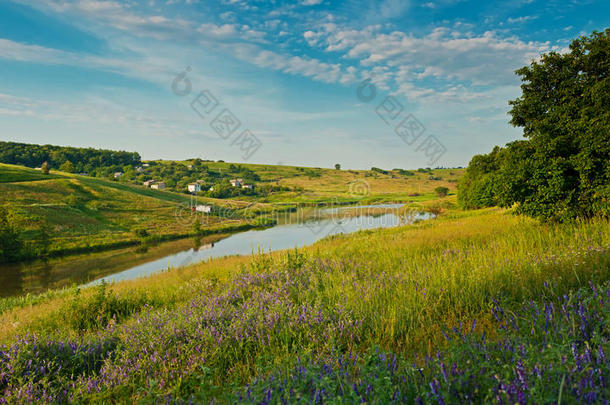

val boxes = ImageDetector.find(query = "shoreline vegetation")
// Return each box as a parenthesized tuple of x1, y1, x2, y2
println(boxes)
(0, 161, 459, 264)
(0, 207, 608, 402)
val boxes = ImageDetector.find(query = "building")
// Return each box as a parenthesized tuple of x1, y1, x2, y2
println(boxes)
(230, 178, 244, 187)
(114, 172, 123, 179)
(142, 163, 150, 168)
(187, 183, 201, 193)
(241, 184, 253, 189)
(135, 166, 143, 173)
(195, 205, 212, 213)
(187, 164, 194, 170)
(151, 182, 166, 190)
(143, 180, 156, 187)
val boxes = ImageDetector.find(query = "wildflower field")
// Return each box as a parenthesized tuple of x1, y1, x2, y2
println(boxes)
(1, 208, 609, 403)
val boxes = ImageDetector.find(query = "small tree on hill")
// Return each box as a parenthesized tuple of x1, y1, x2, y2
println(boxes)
(41, 161, 50, 175)
(435, 187, 449, 197)
(59, 160, 75, 173)
(335, 163, 341, 170)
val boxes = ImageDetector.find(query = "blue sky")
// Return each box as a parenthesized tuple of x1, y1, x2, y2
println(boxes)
(0, 0, 607, 169)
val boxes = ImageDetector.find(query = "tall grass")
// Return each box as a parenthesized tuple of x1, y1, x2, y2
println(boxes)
(0, 208, 608, 402)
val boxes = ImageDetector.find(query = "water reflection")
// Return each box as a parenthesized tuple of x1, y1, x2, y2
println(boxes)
(0, 204, 432, 297)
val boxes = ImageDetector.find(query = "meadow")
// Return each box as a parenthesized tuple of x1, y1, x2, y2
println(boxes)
(0, 162, 458, 262)
(1, 207, 608, 402)
(0, 164, 280, 259)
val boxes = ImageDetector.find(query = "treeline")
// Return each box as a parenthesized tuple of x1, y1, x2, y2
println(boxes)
(0, 141, 141, 176)
(459, 30, 610, 222)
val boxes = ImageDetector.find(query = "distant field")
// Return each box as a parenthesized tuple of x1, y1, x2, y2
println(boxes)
(150, 159, 463, 203)
(0, 164, 251, 255)
(0, 164, 60, 183)
(0, 162, 461, 257)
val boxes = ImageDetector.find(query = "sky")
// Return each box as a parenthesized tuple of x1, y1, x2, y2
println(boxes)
(0, 0, 607, 169)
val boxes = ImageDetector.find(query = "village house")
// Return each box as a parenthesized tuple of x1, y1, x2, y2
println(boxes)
(142, 163, 150, 168)
(187, 183, 201, 193)
(195, 205, 212, 213)
(114, 172, 123, 179)
(229, 178, 244, 187)
(151, 182, 166, 190)
(143, 180, 156, 187)
(241, 184, 253, 190)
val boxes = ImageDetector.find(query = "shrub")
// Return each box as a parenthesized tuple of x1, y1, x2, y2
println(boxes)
(434, 186, 449, 197)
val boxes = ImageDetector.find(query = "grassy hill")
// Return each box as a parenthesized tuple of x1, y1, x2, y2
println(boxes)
(0, 164, 256, 257)
(142, 159, 463, 204)
(0, 162, 461, 259)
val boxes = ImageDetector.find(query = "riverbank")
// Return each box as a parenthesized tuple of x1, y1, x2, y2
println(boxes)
(0, 207, 608, 402)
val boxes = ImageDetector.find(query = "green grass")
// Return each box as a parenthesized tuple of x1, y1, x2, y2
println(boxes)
(0, 164, 259, 257)
(0, 162, 460, 260)
(0, 207, 608, 402)
(0, 164, 60, 183)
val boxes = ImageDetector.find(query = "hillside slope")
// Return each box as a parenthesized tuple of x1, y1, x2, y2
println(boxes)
(0, 164, 244, 256)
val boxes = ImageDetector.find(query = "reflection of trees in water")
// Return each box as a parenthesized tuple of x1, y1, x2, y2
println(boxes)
(37, 260, 53, 292)
(0, 262, 25, 298)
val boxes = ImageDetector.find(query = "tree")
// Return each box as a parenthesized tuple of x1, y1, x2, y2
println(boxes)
(0, 207, 23, 262)
(504, 29, 610, 221)
(335, 163, 341, 170)
(41, 161, 50, 175)
(37, 223, 52, 256)
(59, 160, 75, 173)
(459, 29, 610, 221)
(434, 187, 449, 197)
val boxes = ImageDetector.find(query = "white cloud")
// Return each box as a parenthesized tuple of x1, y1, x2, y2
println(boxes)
(306, 24, 550, 86)
(507, 16, 538, 24)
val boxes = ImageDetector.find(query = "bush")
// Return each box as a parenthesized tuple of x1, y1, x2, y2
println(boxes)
(434, 186, 449, 197)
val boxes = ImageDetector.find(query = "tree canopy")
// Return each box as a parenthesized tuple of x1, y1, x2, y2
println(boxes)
(459, 29, 610, 221)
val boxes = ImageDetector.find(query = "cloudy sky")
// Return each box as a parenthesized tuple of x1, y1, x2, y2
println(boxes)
(0, 0, 607, 169)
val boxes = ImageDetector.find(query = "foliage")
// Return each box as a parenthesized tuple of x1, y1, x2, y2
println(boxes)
(41, 162, 49, 175)
(236, 282, 610, 404)
(459, 30, 610, 221)
(434, 186, 449, 197)
(0, 206, 23, 263)
(0, 141, 141, 176)
(371, 167, 388, 175)
(0, 210, 609, 402)
(58, 160, 75, 173)
(335, 163, 341, 170)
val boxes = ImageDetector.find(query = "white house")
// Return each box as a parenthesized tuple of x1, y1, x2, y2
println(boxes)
(187, 183, 201, 193)
(195, 205, 212, 213)
(230, 178, 244, 187)
(151, 182, 166, 190)
(114, 172, 123, 179)
(241, 184, 253, 189)
(143, 180, 156, 187)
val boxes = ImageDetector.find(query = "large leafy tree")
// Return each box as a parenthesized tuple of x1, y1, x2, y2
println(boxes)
(460, 29, 610, 221)
(506, 29, 610, 221)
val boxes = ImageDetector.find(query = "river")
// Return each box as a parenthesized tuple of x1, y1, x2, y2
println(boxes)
(0, 204, 431, 297)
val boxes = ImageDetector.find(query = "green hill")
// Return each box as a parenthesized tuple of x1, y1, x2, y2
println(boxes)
(0, 164, 251, 258)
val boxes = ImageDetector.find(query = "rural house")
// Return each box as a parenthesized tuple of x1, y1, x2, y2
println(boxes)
(187, 183, 201, 193)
